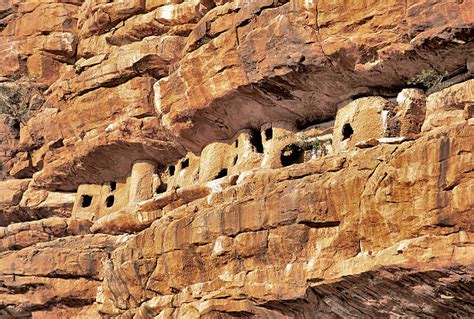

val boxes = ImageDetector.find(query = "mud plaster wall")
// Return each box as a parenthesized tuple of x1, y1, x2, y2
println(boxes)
(71, 121, 339, 220)
(72, 178, 130, 221)
(333, 97, 390, 152)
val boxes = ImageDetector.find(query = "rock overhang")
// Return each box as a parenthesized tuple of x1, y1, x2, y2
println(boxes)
(0, 0, 473, 317)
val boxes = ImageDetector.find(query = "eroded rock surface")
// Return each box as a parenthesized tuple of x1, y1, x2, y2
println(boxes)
(97, 122, 474, 317)
(0, 0, 473, 318)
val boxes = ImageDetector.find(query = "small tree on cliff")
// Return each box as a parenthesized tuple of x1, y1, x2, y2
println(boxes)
(408, 68, 448, 90)
(0, 78, 44, 126)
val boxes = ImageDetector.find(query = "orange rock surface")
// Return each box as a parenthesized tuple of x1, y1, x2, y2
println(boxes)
(0, 0, 473, 318)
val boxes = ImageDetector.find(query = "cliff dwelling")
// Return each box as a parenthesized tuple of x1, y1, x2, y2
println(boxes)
(0, 1, 473, 318)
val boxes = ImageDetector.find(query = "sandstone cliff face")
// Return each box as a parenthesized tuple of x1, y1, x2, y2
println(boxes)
(0, 0, 473, 318)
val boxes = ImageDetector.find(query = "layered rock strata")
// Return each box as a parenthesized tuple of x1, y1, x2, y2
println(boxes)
(0, 0, 473, 318)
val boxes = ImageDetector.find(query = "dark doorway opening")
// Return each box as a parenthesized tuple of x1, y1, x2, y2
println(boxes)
(81, 195, 93, 208)
(280, 145, 304, 167)
(106, 195, 115, 208)
(342, 123, 354, 140)
(169, 165, 175, 176)
(110, 181, 116, 191)
(181, 158, 189, 169)
(250, 130, 264, 153)
(156, 182, 167, 194)
(215, 168, 228, 179)
(264, 127, 273, 141)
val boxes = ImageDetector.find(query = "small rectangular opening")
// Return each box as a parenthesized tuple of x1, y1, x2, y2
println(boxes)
(181, 158, 189, 169)
(110, 181, 116, 191)
(264, 127, 273, 141)
(215, 168, 228, 179)
(169, 165, 175, 176)
(342, 123, 353, 140)
(156, 182, 167, 194)
(81, 195, 93, 208)
(106, 195, 114, 208)
(250, 130, 264, 153)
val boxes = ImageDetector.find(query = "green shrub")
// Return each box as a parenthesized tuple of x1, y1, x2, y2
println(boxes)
(408, 68, 448, 90)
(282, 136, 326, 155)
(0, 84, 35, 125)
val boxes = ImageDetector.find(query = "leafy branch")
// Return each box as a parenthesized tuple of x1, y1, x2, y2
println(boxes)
(282, 136, 327, 155)
(408, 68, 448, 90)
(0, 94, 29, 125)
(0, 80, 43, 126)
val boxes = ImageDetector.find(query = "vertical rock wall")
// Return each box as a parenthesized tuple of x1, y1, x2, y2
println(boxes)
(0, 0, 473, 318)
